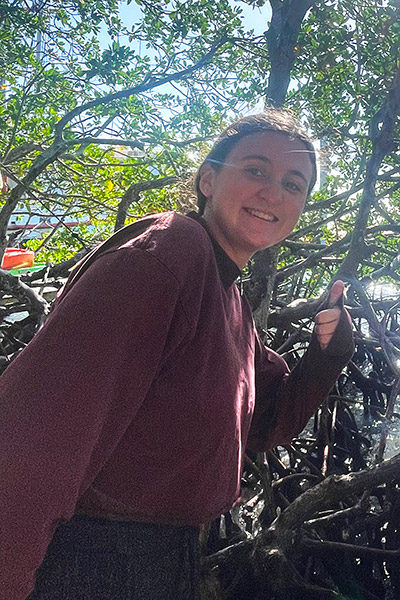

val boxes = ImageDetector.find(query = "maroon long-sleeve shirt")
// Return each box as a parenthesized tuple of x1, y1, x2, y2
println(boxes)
(0, 212, 353, 599)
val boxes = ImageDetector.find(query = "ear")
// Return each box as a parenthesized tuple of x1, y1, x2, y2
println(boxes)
(198, 162, 216, 199)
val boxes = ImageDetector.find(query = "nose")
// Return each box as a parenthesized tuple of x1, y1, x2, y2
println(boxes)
(258, 177, 282, 205)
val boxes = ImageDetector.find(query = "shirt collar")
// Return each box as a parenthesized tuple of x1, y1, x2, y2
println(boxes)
(187, 211, 241, 286)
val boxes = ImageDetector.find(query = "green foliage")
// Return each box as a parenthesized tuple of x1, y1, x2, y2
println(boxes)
(0, 0, 268, 262)
(1, 0, 400, 290)
(25, 224, 98, 264)
(262, 0, 400, 300)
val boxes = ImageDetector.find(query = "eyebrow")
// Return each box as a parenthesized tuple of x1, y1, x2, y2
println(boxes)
(239, 154, 309, 186)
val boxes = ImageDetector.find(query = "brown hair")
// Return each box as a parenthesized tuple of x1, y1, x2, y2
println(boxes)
(195, 109, 317, 215)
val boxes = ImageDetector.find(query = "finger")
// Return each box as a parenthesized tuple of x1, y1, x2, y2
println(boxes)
(315, 324, 338, 337)
(327, 280, 345, 308)
(314, 307, 341, 351)
(315, 307, 341, 325)
(316, 327, 337, 349)
(315, 317, 339, 330)
(316, 332, 334, 345)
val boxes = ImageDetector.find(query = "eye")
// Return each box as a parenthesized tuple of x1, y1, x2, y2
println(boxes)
(285, 180, 303, 193)
(245, 166, 266, 178)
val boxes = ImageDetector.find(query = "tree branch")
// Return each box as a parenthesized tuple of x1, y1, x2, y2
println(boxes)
(114, 175, 180, 231)
(271, 452, 400, 536)
(266, 0, 320, 106)
(338, 64, 400, 277)
(54, 35, 229, 139)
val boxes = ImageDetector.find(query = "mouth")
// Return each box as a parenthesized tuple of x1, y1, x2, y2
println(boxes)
(245, 208, 278, 222)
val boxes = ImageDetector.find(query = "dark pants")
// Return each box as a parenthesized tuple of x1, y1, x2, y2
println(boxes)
(28, 515, 201, 600)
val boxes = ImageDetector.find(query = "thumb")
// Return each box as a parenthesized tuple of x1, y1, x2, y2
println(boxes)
(327, 280, 345, 308)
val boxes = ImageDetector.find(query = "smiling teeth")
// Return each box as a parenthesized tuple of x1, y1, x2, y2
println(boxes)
(247, 208, 276, 222)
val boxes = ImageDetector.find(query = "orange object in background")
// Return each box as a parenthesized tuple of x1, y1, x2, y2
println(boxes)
(1, 248, 34, 270)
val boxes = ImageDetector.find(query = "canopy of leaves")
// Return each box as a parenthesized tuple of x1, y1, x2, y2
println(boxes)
(257, 0, 400, 305)
(0, 0, 268, 259)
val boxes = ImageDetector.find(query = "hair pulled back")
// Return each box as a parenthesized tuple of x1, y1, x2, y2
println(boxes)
(195, 109, 317, 215)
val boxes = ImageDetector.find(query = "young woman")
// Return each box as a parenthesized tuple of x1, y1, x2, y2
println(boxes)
(0, 109, 353, 600)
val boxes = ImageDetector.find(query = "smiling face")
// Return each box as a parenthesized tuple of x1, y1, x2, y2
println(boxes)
(199, 131, 314, 269)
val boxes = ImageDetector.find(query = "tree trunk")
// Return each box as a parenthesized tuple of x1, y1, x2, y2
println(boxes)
(249, 0, 320, 326)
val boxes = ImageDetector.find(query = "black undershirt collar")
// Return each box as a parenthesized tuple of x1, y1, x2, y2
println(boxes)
(187, 211, 241, 287)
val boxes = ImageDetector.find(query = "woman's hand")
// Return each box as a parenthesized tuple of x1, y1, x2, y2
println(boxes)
(314, 280, 349, 351)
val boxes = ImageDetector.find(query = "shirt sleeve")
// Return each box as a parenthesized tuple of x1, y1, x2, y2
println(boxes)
(0, 247, 186, 600)
(247, 305, 354, 452)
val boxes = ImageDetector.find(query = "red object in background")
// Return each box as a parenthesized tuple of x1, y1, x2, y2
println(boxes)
(1, 173, 8, 194)
(1, 248, 34, 270)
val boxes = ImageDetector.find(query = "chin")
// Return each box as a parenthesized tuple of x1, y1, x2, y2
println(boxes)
(252, 238, 278, 252)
